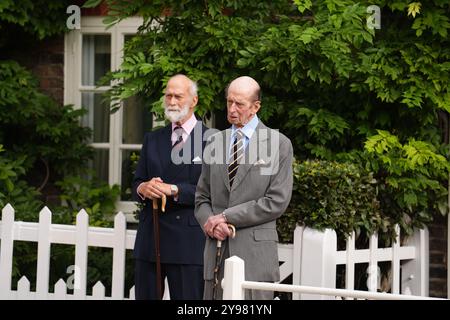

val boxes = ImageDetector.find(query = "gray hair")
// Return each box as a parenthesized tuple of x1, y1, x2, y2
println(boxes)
(190, 80, 198, 97)
(170, 74, 198, 98)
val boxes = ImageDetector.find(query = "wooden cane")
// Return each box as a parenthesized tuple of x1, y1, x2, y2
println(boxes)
(152, 194, 166, 300)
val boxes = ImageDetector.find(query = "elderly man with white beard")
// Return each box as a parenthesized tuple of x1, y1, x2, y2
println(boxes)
(132, 74, 210, 300)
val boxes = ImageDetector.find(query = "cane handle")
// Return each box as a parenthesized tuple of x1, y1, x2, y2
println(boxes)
(227, 224, 236, 239)
(152, 195, 166, 213)
(161, 194, 166, 212)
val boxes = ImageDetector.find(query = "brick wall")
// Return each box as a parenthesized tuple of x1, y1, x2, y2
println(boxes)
(428, 214, 448, 298)
(14, 36, 65, 105)
(2, 35, 65, 205)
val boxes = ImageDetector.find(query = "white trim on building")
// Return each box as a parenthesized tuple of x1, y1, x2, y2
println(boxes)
(64, 17, 145, 220)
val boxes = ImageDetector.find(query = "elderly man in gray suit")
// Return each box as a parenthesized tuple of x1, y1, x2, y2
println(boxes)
(195, 76, 293, 300)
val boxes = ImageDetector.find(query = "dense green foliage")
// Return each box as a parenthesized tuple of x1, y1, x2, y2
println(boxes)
(0, 61, 93, 178)
(88, 0, 450, 240)
(278, 160, 384, 242)
(0, 0, 137, 295)
(0, 59, 125, 292)
(362, 130, 449, 234)
(0, 0, 73, 49)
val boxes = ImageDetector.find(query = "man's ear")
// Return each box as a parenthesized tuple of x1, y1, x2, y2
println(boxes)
(253, 100, 261, 114)
(191, 95, 199, 108)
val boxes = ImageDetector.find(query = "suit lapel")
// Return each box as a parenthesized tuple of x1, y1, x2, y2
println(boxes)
(164, 121, 203, 182)
(230, 122, 269, 192)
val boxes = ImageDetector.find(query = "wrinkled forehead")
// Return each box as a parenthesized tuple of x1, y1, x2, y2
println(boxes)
(165, 78, 190, 95)
(227, 90, 255, 104)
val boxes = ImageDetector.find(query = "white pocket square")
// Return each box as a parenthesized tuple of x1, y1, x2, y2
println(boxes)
(253, 159, 266, 166)
(192, 156, 202, 163)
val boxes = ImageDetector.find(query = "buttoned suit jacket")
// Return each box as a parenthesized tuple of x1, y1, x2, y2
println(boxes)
(133, 121, 210, 265)
(195, 121, 293, 281)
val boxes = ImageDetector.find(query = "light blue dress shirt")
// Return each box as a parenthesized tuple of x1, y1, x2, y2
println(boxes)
(228, 115, 259, 159)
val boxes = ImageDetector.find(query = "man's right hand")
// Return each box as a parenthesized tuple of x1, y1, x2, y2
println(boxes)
(212, 222, 232, 241)
(137, 177, 165, 199)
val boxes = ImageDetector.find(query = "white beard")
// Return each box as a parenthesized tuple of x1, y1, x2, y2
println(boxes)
(164, 103, 190, 123)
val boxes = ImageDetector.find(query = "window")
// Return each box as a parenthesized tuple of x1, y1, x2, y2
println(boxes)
(65, 17, 150, 218)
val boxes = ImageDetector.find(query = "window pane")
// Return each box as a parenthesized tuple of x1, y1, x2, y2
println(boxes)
(123, 96, 152, 144)
(81, 93, 110, 143)
(82, 35, 111, 86)
(89, 149, 109, 183)
(121, 150, 140, 201)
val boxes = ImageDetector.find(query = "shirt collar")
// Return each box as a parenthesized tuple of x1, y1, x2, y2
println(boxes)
(231, 115, 259, 140)
(172, 113, 197, 135)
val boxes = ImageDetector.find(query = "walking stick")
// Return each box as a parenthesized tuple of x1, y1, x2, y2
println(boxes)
(152, 194, 166, 300)
(212, 223, 236, 300)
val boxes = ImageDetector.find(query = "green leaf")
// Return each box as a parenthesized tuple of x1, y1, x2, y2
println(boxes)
(407, 2, 422, 18)
(294, 0, 313, 13)
(82, 0, 103, 8)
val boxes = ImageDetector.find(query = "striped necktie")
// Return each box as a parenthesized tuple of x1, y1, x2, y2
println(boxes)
(228, 130, 244, 187)
(172, 126, 183, 148)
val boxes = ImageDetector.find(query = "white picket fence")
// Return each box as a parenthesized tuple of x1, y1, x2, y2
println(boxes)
(0, 203, 431, 299)
(223, 256, 442, 300)
(0, 204, 136, 300)
(276, 225, 429, 299)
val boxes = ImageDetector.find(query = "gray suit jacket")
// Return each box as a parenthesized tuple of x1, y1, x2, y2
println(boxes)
(195, 121, 293, 282)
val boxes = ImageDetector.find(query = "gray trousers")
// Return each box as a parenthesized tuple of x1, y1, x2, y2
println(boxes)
(203, 240, 274, 300)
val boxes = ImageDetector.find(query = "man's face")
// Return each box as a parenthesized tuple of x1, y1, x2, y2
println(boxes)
(226, 87, 260, 128)
(164, 78, 197, 124)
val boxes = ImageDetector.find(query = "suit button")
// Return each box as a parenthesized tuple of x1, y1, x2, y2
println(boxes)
(176, 215, 180, 220)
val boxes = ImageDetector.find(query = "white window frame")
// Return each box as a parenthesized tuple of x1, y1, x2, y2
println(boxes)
(64, 16, 145, 219)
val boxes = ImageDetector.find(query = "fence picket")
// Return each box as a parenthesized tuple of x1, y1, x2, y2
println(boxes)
(36, 207, 52, 299)
(367, 232, 379, 292)
(92, 281, 105, 299)
(74, 209, 89, 299)
(111, 212, 126, 299)
(300, 228, 337, 299)
(54, 279, 67, 299)
(129, 286, 135, 300)
(0, 204, 15, 299)
(17, 276, 31, 300)
(345, 231, 356, 295)
(401, 228, 429, 295)
(392, 224, 401, 294)
(291, 225, 303, 300)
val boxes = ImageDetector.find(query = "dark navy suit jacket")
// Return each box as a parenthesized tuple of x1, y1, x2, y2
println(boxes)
(133, 121, 209, 265)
